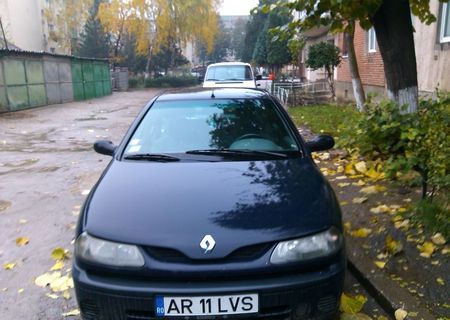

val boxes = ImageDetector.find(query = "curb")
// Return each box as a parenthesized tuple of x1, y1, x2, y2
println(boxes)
(346, 238, 436, 320)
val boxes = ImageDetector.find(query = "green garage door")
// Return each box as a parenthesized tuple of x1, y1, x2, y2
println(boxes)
(72, 60, 110, 101)
(72, 61, 84, 101)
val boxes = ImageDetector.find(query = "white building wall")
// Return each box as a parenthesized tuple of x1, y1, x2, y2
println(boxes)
(0, 0, 45, 51)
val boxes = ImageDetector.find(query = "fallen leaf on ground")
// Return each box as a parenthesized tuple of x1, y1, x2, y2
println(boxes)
(442, 246, 450, 255)
(338, 182, 350, 187)
(417, 241, 436, 258)
(344, 222, 352, 232)
(360, 185, 387, 194)
(15, 237, 30, 246)
(394, 219, 410, 230)
(63, 290, 71, 300)
(50, 261, 64, 271)
(0, 200, 12, 212)
(431, 233, 446, 245)
(345, 164, 356, 175)
(35, 272, 62, 287)
(318, 152, 330, 160)
(354, 161, 367, 174)
(352, 197, 368, 204)
(436, 277, 445, 285)
(350, 228, 372, 238)
(385, 235, 403, 255)
(18, 288, 24, 294)
(394, 308, 408, 320)
(374, 261, 387, 269)
(50, 275, 73, 292)
(340, 201, 348, 206)
(352, 180, 366, 186)
(46, 293, 59, 299)
(340, 293, 367, 314)
(62, 309, 80, 317)
(51, 247, 68, 260)
(370, 205, 391, 214)
(18, 219, 28, 224)
(3, 263, 16, 270)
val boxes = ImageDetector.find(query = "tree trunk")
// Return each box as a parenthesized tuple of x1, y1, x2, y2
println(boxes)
(326, 66, 336, 100)
(372, 0, 418, 113)
(345, 21, 366, 111)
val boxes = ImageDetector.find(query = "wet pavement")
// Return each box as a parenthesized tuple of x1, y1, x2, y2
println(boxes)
(1, 90, 388, 319)
(0, 90, 160, 319)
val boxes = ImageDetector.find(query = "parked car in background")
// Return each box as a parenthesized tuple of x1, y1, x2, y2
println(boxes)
(202, 62, 262, 88)
(73, 88, 345, 320)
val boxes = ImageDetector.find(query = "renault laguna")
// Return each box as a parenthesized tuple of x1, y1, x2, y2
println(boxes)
(73, 88, 345, 320)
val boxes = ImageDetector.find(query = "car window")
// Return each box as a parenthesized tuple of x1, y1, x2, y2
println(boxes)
(124, 98, 299, 154)
(205, 66, 253, 81)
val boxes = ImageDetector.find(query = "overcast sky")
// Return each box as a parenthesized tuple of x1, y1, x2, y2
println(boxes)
(219, 0, 259, 16)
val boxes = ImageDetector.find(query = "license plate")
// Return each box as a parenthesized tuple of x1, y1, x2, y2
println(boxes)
(155, 294, 258, 317)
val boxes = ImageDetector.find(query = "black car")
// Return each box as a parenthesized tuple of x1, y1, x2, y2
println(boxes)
(73, 88, 345, 320)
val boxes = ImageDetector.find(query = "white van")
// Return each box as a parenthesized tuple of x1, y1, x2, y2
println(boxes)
(202, 62, 261, 88)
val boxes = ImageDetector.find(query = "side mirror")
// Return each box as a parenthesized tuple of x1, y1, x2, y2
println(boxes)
(306, 135, 335, 152)
(94, 140, 116, 156)
(255, 75, 262, 81)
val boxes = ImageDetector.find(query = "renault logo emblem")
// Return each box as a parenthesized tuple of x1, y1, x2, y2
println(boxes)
(199, 235, 216, 254)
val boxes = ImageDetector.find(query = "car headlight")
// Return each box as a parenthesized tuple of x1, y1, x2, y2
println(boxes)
(75, 232, 145, 267)
(270, 227, 343, 264)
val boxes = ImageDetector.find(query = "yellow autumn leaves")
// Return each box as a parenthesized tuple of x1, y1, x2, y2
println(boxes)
(34, 247, 73, 302)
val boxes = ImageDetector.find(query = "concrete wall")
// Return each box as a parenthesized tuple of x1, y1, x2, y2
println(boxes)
(413, 0, 450, 93)
(43, 56, 73, 104)
(0, 51, 111, 112)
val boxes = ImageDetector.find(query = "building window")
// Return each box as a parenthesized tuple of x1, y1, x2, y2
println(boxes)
(440, 3, 450, 43)
(368, 27, 377, 52)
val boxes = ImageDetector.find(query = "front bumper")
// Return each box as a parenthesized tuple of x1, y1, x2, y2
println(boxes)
(73, 260, 345, 320)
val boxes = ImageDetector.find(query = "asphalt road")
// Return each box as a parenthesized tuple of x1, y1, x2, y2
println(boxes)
(0, 89, 389, 320)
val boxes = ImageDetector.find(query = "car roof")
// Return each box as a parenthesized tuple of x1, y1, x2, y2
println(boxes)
(207, 62, 251, 67)
(156, 88, 270, 101)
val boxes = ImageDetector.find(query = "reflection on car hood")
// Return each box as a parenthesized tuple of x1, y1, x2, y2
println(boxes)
(85, 158, 338, 259)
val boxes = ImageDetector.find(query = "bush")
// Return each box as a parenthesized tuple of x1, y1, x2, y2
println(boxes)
(144, 76, 198, 88)
(339, 93, 450, 202)
(129, 76, 144, 89)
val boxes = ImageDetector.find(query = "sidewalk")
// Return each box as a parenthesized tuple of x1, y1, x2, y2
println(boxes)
(299, 126, 449, 320)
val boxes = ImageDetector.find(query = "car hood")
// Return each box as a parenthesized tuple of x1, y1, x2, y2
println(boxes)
(85, 158, 338, 260)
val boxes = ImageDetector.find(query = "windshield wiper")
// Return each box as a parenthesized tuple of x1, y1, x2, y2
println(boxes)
(185, 149, 287, 158)
(124, 153, 180, 162)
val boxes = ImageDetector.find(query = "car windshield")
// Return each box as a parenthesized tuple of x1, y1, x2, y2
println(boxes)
(205, 65, 253, 81)
(124, 98, 299, 155)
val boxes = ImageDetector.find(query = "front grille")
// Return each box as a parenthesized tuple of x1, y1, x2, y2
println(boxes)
(80, 299, 100, 319)
(317, 294, 338, 313)
(145, 243, 272, 264)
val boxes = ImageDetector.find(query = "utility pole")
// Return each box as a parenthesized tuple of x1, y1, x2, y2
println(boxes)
(0, 17, 8, 50)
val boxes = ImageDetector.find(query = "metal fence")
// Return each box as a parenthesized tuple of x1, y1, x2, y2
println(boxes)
(0, 50, 111, 112)
(272, 81, 330, 107)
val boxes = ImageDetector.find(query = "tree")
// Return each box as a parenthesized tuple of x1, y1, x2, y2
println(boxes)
(252, 26, 268, 65)
(229, 17, 247, 59)
(121, 33, 147, 73)
(267, 0, 443, 112)
(98, 0, 219, 74)
(77, 0, 110, 58)
(265, 9, 292, 72)
(239, 1, 270, 62)
(197, 19, 231, 64)
(306, 41, 341, 100)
